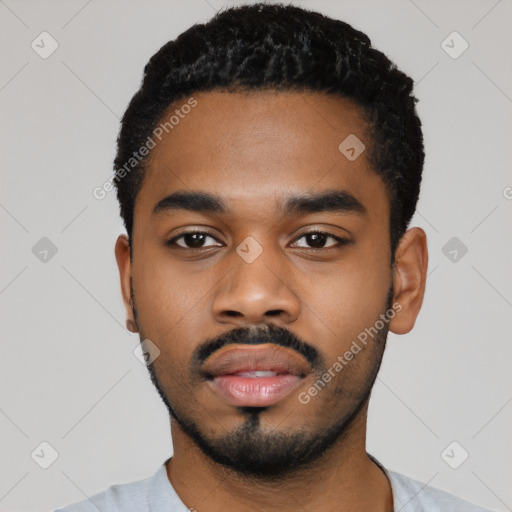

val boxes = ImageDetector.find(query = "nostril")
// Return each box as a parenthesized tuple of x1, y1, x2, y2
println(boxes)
(266, 310, 283, 316)
(225, 310, 242, 317)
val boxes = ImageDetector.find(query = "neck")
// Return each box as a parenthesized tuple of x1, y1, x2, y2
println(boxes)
(165, 406, 393, 512)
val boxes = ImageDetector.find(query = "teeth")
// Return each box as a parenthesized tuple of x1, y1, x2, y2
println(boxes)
(235, 371, 278, 377)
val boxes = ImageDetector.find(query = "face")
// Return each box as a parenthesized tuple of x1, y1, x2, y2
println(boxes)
(115, 90, 427, 478)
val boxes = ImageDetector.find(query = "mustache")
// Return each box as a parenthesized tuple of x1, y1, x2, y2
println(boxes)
(191, 324, 323, 371)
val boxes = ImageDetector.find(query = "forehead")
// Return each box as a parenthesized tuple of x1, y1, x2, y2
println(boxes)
(136, 90, 386, 218)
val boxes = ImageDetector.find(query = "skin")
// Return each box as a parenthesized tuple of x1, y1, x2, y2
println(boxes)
(115, 90, 428, 512)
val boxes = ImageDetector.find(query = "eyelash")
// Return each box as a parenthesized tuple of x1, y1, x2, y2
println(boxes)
(166, 229, 350, 251)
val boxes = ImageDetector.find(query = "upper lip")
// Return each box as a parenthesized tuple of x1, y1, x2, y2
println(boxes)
(201, 344, 311, 378)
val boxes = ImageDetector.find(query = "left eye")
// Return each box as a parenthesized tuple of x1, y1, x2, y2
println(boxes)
(291, 231, 346, 249)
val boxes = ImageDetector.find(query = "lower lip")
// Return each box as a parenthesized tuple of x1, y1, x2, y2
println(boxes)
(209, 374, 301, 407)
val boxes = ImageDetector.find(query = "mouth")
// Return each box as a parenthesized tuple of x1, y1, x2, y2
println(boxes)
(201, 344, 310, 407)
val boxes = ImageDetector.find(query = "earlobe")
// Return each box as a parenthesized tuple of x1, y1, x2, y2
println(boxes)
(114, 234, 139, 333)
(389, 227, 428, 335)
(126, 318, 138, 333)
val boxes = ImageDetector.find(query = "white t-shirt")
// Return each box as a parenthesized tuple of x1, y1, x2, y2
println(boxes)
(55, 459, 495, 512)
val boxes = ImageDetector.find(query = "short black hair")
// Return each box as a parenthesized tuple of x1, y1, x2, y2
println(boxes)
(113, 2, 424, 259)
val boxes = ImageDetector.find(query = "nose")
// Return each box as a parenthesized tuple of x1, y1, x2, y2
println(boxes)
(212, 247, 301, 326)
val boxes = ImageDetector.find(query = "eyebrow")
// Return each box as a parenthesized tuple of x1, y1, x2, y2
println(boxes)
(152, 189, 367, 217)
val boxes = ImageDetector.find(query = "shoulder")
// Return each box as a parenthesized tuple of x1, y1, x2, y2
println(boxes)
(54, 472, 153, 512)
(388, 471, 496, 512)
(54, 464, 188, 512)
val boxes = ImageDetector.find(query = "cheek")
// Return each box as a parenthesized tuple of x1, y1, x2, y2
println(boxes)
(305, 252, 391, 350)
(132, 250, 224, 370)
(132, 253, 204, 338)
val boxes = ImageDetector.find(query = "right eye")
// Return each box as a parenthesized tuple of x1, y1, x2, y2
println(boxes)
(167, 231, 223, 249)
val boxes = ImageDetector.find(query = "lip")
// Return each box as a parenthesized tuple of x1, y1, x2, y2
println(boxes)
(202, 344, 310, 407)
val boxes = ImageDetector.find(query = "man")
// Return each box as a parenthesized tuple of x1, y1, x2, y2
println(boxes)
(57, 3, 494, 511)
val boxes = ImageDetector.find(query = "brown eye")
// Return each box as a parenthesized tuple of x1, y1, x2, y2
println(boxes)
(291, 231, 347, 249)
(168, 231, 222, 249)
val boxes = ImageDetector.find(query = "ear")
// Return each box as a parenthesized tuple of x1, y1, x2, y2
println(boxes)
(114, 234, 138, 333)
(389, 227, 428, 335)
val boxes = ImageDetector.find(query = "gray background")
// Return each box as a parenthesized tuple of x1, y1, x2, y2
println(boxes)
(1, 0, 511, 510)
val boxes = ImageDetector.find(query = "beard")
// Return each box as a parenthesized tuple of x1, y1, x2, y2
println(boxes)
(134, 285, 393, 480)
(150, 368, 376, 480)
